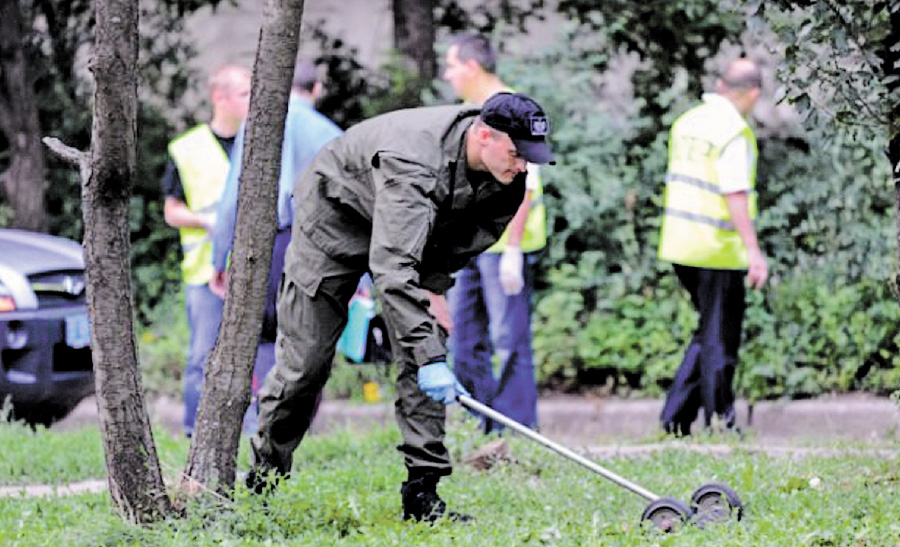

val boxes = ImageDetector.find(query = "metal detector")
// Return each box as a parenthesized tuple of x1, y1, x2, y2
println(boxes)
(458, 394, 743, 532)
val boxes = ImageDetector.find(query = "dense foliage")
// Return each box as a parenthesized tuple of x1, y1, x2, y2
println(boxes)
(8, 0, 898, 400)
(495, 4, 900, 400)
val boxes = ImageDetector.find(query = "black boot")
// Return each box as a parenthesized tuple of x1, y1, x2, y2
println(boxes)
(244, 467, 285, 496)
(400, 473, 472, 523)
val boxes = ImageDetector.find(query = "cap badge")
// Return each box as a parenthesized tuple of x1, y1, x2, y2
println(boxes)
(530, 116, 549, 136)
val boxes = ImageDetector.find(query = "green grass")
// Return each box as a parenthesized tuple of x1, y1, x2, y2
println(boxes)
(1, 415, 899, 546)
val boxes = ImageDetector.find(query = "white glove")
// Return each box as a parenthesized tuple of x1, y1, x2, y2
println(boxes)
(499, 246, 524, 296)
(199, 211, 217, 233)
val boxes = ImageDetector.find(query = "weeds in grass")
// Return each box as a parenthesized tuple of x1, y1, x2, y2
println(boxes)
(2, 416, 899, 546)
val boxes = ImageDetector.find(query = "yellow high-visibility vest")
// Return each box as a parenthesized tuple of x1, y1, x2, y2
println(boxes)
(168, 124, 230, 285)
(658, 95, 758, 269)
(486, 168, 547, 253)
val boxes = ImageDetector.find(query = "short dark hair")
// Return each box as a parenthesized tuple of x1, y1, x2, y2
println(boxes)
(292, 60, 319, 93)
(450, 32, 497, 74)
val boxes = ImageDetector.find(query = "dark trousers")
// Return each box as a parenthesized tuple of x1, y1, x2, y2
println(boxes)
(448, 253, 538, 433)
(261, 226, 292, 343)
(660, 265, 746, 434)
(251, 233, 450, 478)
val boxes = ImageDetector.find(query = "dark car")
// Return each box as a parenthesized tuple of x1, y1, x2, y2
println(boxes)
(0, 229, 94, 425)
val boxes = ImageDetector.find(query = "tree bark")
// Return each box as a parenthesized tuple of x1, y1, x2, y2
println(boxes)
(184, 0, 305, 495)
(392, 0, 436, 82)
(0, 0, 49, 231)
(86, 0, 173, 523)
(886, 4, 900, 303)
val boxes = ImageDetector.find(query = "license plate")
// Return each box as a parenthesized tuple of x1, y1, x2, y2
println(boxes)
(65, 313, 91, 349)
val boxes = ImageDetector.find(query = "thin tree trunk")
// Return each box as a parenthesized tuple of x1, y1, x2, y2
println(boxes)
(0, 0, 48, 231)
(887, 4, 900, 303)
(87, 0, 172, 523)
(392, 0, 436, 82)
(184, 0, 305, 495)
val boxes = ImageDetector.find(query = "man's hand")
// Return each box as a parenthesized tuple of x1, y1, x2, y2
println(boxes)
(426, 291, 452, 333)
(499, 246, 524, 295)
(746, 248, 768, 290)
(417, 362, 468, 404)
(209, 270, 227, 298)
(199, 211, 217, 233)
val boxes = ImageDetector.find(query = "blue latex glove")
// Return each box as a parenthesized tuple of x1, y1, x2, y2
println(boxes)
(417, 361, 469, 404)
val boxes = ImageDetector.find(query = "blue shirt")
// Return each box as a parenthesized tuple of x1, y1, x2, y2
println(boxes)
(212, 97, 343, 271)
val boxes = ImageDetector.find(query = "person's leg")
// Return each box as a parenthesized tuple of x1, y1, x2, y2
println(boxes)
(243, 341, 277, 436)
(447, 258, 496, 407)
(660, 339, 702, 435)
(389, 312, 469, 521)
(478, 252, 538, 431)
(249, 270, 359, 481)
(691, 268, 744, 428)
(660, 265, 703, 435)
(183, 283, 224, 437)
(715, 270, 746, 427)
(261, 227, 292, 343)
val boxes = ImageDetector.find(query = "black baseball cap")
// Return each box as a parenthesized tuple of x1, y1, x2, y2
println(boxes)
(480, 92, 555, 165)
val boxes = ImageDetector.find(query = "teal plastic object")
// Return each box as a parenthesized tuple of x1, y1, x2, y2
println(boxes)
(337, 294, 376, 363)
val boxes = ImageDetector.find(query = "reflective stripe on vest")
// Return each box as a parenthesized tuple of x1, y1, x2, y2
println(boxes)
(168, 124, 230, 285)
(657, 96, 758, 269)
(486, 171, 548, 253)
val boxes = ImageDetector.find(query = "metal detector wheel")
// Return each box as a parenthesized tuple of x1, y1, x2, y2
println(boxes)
(640, 497, 692, 533)
(690, 482, 743, 526)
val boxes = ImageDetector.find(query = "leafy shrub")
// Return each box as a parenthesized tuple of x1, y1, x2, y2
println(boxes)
(138, 289, 188, 398)
(501, 20, 900, 399)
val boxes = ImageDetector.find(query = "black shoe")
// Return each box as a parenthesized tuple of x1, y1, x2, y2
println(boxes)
(400, 475, 472, 523)
(662, 421, 692, 437)
(244, 467, 283, 496)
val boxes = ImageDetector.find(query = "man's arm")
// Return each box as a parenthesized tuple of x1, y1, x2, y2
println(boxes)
(367, 155, 445, 367)
(211, 126, 245, 275)
(163, 197, 215, 231)
(503, 190, 532, 247)
(724, 191, 767, 289)
(498, 164, 539, 295)
(717, 135, 767, 290)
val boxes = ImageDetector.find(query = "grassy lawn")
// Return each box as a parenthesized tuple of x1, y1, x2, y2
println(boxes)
(1, 415, 898, 546)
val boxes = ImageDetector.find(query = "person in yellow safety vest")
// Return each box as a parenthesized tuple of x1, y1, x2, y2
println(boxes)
(160, 64, 251, 437)
(657, 58, 768, 436)
(442, 32, 548, 433)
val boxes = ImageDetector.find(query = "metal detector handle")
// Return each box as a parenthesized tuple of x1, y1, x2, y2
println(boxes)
(456, 394, 660, 502)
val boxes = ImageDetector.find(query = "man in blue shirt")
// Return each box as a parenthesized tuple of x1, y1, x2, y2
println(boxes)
(210, 60, 343, 432)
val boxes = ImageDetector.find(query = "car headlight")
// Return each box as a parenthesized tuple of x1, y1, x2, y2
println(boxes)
(0, 265, 37, 311)
(0, 280, 16, 312)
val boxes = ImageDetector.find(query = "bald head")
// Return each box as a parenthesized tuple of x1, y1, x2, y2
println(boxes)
(716, 58, 762, 116)
(719, 59, 762, 91)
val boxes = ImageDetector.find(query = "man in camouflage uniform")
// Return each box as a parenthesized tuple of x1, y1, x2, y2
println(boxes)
(247, 92, 554, 522)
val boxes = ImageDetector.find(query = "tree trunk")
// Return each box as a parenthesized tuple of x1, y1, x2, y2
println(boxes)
(184, 0, 305, 495)
(88, 0, 173, 523)
(392, 0, 436, 82)
(0, 0, 48, 231)
(887, 4, 900, 303)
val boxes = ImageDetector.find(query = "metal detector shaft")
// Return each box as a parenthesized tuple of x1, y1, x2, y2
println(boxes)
(457, 394, 660, 501)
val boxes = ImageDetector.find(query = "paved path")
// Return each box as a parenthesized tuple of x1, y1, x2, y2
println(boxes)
(58, 393, 900, 446)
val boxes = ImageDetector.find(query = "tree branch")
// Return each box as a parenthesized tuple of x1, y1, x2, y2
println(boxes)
(42, 136, 91, 183)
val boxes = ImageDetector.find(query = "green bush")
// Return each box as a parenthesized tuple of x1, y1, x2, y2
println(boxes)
(135, 8, 900, 404)
(138, 289, 188, 398)
(500, 21, 900, 399)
